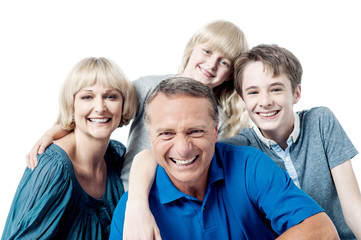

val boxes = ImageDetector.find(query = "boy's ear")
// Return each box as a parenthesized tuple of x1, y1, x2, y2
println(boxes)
(238, 94, 246, 109)
(293, 84, 302, 104)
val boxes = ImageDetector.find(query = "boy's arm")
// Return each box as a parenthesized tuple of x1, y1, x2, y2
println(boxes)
(331, 158, 361, 239)
(26, 124, 70, 170)
(123, 149, 161, 240)
(277, 212, 339, 239)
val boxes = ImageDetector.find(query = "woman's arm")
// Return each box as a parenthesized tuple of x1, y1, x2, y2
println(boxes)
(123, 149, 161, 240)
(26, 124, 70, 169)
(3, 154, 71, 239)
(332, 158, 361, 239)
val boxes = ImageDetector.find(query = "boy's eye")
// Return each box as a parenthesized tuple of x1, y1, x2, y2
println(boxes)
(271, 88, 282, 93)
(247, 90, 258, 95)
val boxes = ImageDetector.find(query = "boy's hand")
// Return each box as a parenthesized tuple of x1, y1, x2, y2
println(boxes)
(25, 135, 53, 170)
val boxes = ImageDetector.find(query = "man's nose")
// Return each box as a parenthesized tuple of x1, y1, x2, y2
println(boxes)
(173, 135, 193, 157)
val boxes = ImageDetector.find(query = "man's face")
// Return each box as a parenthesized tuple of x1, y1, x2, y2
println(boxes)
(147, 93, 218, 193)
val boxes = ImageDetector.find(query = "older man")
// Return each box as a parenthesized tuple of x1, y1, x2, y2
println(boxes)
(110, 77, 339, 239)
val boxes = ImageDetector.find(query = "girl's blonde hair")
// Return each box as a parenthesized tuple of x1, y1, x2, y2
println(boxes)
(179, 20, 250, 138)
(57, 57, 137, 130)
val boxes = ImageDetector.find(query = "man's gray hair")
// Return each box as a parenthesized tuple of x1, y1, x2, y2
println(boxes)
(144, 76, 219, 127)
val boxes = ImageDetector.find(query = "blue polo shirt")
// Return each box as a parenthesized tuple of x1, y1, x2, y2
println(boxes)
(110, 142, 323, 239)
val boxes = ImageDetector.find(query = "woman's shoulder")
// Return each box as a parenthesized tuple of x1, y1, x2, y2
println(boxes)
(37, 144, 73, 175)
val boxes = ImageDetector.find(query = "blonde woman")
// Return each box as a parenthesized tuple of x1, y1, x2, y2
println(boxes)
(2, 58, 137, 239)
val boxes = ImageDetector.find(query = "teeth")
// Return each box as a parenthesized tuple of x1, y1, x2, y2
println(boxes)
(259, 111, 277, 117)
(171, 156, 197, 165)
(89, 118, 110, 123)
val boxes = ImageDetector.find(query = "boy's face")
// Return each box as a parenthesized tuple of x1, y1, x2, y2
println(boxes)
(240, 61, 301, 140)
(181, 43, 232, 89)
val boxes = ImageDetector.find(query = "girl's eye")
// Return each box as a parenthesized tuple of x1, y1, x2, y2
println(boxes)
(220, 60, 230, 67)
(204, 49, 211, 55)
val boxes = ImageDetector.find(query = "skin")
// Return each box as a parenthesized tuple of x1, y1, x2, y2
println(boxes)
(239, 61, 301, 150)
(181, 43, 232, 88)
(55, 82, 124, 199)
(146, 94, 218, 200)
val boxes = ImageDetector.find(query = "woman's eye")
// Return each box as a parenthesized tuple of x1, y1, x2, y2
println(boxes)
(81, 95, 92, 100)
(106, 95, 117, 100)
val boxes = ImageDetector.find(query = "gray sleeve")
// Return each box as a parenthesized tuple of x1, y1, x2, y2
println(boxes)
(120, 75, 171, 190)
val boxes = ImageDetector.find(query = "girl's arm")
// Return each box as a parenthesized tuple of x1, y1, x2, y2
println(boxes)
(332, 158, 361, 239)
(26, 124, 70, 170)
(123, 149, 161, 240)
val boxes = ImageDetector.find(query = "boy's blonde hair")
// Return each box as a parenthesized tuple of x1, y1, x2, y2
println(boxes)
(179, 20, 250, 138)
(57, 57, 137, 130)
(234, 44, 303, 98)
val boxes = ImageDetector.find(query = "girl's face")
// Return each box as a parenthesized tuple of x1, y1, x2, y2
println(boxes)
(73, 82, 123, 141)
(181, 43, 232, 89)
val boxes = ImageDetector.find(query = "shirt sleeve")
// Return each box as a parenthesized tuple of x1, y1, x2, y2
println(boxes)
(318, 107, 358, 169)
(245, 149, 324, 234)
(2, 150, 73, 239)
(109, 192, 129, 240)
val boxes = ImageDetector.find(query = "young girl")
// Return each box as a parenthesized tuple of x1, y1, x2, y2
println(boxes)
(2, 57, 137, 239)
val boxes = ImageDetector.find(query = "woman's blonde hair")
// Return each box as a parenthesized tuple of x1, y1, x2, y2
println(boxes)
(57, 57, 137, 130)
(179, 20, 250, 138)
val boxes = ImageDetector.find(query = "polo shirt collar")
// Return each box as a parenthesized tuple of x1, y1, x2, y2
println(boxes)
(155, 152, 224, 205)
(252, 112, 300, 148)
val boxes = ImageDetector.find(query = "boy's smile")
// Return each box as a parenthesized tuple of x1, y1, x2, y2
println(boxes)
(240, 61, 301, 144)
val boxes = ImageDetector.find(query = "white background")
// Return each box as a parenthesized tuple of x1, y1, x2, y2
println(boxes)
(0, 0, 360, 233)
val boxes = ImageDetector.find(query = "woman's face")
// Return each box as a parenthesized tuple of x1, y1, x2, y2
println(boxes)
(181, 43, 232, 89)
(73, 82, 123, 141)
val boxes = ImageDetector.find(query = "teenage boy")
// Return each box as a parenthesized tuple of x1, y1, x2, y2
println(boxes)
(223, 44, 361, 239)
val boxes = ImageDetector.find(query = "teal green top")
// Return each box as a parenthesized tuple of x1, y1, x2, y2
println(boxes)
(2, 140, 125, 240)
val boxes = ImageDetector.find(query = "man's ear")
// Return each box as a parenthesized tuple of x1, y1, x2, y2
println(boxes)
(293, 84, 302, 104)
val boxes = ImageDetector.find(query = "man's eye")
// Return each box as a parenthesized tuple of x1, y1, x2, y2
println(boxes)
(189, 130, 204, 137)
(159, 132, 174, 140)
